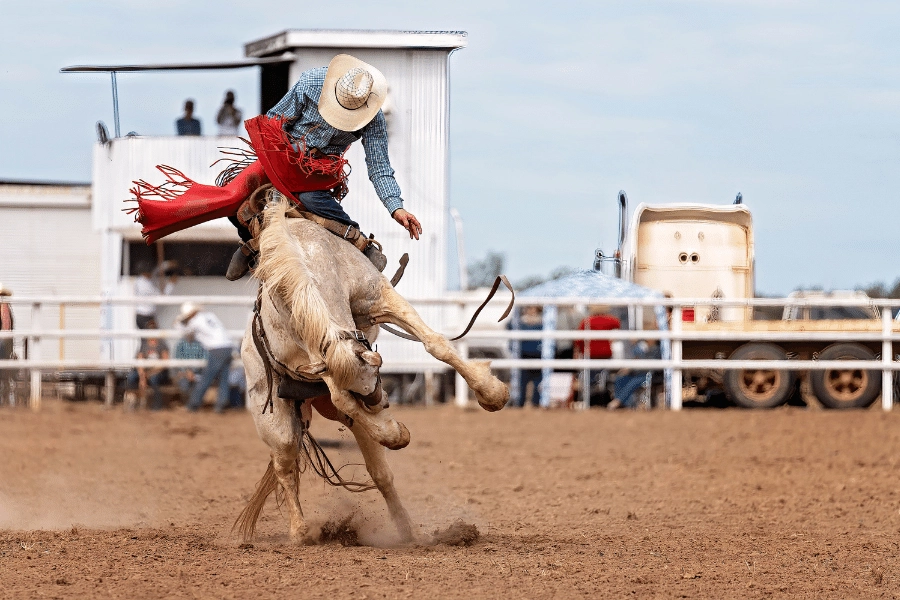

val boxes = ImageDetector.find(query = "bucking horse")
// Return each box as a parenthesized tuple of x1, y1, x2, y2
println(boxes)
(233, 193, 511, 543)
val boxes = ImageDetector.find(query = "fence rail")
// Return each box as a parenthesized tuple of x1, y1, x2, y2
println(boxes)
(2, 294, 899, 412)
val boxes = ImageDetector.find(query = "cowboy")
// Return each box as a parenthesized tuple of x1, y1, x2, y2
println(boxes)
(175, 302, 234, 413)
(225, 54, 422, 280)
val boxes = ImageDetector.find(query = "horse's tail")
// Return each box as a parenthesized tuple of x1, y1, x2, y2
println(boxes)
(233, 459, 279, 542)
(254, 197, 359, 389)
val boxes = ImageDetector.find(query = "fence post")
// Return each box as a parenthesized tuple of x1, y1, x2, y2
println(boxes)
(670, 305, 683, 411)
(29, 301, 42, 411)
(455, 340, 469, 408)
(882, 307, 893, 412)
(104, 370, 116, 408)
(424, 370, 436, 407)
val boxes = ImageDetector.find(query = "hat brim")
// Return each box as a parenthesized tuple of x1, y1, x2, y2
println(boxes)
(178, 308, 200, 323)
(318, 54, 387, 132)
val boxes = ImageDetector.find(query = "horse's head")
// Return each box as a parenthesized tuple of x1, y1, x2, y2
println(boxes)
(325, 334, 385, 407)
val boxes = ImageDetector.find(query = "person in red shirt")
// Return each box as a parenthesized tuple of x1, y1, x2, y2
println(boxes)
(573, 307, 621, 359)
(573, 306, 621, 406)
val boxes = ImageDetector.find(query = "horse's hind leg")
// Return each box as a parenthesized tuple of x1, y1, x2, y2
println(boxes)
(351, 423, 414, 542)
(373, 283, 509, 411)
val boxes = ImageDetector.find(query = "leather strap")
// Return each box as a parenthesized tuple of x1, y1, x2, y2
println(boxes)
(449, 275, 515, 341)
(379, 275, 516, 343)
(285, 208, 370, 252)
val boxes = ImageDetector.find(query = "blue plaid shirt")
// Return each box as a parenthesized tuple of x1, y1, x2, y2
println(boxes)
(267, 66, 404, 215)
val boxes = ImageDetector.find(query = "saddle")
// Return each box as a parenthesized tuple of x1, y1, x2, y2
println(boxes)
(235, 185, 388, 273)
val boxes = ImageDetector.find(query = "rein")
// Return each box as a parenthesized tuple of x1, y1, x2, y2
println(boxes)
(380, 275, 515, 343)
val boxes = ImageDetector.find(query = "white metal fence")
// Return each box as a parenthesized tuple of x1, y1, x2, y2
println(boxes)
(2, 294, 899, 412)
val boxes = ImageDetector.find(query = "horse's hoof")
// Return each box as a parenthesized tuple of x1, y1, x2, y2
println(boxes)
(384, 421, 410, 450)
(475, 384, 510, 412)
(289, 522, 309, 543)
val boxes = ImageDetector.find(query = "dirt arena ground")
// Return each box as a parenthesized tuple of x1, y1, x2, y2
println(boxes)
(2, 400, 900, 599)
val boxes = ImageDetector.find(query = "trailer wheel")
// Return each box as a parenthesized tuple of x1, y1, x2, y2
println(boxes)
(810, 343, 880, 409)
(723, 343, 795, 409)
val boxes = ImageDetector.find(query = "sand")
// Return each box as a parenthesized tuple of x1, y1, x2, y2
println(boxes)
(1, 400, 900, 598)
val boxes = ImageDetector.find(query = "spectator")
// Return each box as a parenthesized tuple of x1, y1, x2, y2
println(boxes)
(0, 284, 14, 405)
(573, 306, 621, 406)
(176, 302, 233, 413)
(134, 260, 177, 329)
(554, 305, 584, 363)
(609, 340, 661, 410)
(176, 99, 201, 136)
(0, 284, 13, 361)
(124, 318, 170, 410)
(513, 305, 544, 407)
(228, 362, 247, 409)
(573, 305, 621, 360)
(216, 90, 243, 136)
(172, 337, 206, 400)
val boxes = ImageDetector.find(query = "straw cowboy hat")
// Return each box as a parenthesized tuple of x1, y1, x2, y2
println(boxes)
(318, 54, 388, 132)
(177, 301, 201, 323)
(0, 283, 11, 297)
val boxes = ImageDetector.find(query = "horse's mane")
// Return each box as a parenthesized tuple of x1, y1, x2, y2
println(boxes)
(254, 197, 359, 389)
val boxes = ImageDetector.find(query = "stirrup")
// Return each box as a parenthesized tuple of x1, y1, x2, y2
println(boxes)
(363, 239, 387, 272)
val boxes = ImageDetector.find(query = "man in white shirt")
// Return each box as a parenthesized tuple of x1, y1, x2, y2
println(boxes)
(176, 302, 234, 412)
(215, 90, 243, 136)
(134, 261, 177, 329)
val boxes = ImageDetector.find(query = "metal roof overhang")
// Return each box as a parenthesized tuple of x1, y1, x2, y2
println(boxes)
(60, 55, 295, 138)
(245, 30, 468, 57)
(59, 54, 295, 73)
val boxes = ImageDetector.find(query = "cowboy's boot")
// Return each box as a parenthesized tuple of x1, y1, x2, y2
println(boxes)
(226, 242, 257, 281)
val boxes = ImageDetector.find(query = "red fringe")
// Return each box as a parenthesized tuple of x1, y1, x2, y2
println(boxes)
(128, 161, 267, 244)
(126, 115, 348, 245)
(257, 117, 349, 179)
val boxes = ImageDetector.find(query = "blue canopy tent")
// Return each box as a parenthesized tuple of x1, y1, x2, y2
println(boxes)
(513, 270, 670, 408)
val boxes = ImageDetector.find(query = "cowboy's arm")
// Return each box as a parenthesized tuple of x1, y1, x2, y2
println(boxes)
(266, 70, 317, 123)
(361, 112, 422, 240)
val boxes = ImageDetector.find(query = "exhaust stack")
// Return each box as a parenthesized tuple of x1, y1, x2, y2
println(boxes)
(617, 190, 628, 252)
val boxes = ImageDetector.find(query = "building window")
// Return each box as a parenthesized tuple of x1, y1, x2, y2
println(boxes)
(125, 241, 235, 277)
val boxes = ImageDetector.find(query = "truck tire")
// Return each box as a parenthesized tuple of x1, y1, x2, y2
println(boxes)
(723, 343, 795, 409)
(810, 343, 880, 409)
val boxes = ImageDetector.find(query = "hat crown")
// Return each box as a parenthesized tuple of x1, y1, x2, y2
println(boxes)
(335, 67, 374, 111)
(179, 301, 201, 322)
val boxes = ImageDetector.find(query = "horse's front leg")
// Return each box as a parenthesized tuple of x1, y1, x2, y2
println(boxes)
(242, 335, 309, 542)
(350, 423, 414, 542)
(322, 375, 410, 450)
(372, 283, 509, 411)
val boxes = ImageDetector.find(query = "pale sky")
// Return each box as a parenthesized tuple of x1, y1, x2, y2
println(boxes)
(2, 0, 900, 294)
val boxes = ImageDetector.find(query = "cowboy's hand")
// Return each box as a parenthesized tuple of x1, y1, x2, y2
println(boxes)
(392, 208, 422, 240)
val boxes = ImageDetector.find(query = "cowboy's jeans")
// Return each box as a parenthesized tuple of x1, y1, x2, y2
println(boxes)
(187, 347, 233, 412)
(297, 190, 359, 228)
